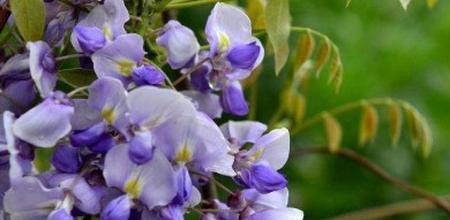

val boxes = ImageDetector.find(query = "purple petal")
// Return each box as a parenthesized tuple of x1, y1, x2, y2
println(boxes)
(182, 90, 222, 119)
(249, 128, 290, 170)
(73, 0, 129, 40)
(131, 64, 165, 86)
(153, 113, 235, 176)
(51, 144, 81, 173)
(156, 20, 199, 69)
(227, 41, 261, 69)
(128, 131, 154, 165)
(70, 122, 106, 147)
(189, 64, 212, 93)
(87, 133, 115, 154)
(220, 121, 267, 149)
(239, 162, 287, 194)
(70, 99, 103, 131)
(205, 3, 252, 55)
(27, 41, 57, 97)
(88, 77, 128, 129)
(4, 177, 64, 220)
(92, 34, 145, 84)
(172, 166, 192, 205)
(249, 208, 304, 220)
(13, 92, 74, 147)
(73, 25, 107, 54)
(101, 195, 131, 220)
(220, 81, 248, 116)
(127, 86, 196, 128)
(242, 188, 288, 211)
(48, 208, 74, 220)
(103, 145, 177, 209)
(0, 79, 36, 114)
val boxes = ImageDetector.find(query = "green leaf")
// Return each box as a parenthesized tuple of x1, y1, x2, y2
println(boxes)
(9, 0, 45, 41)
(247, 0, 266, 30)
(265, 0, 291, 75)
(323, 112, 342, 153)
(59, 68, 97, 88)
(399, 0, 411, 11)
(427, 0, 438, 8)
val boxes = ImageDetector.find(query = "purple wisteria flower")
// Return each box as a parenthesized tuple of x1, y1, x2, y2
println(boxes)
(157, 20, 200, 69)
(91, 34, 145, 85)
(0, 2, 304, 219)
(27, 41, 58, 98)
(13, 92, 74, 147)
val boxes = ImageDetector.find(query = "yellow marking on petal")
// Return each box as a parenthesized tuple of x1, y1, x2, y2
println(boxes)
(218, 31, 230, 52)
(103, 25, 113, 41)
(101, 107, 116, 124)
(124, 178, 142, 199)
(175, 145, 192, 164)
(253, 149, 264, 160)
(116, 59, 136, 77)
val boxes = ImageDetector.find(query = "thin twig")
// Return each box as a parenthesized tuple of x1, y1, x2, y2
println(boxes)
(291, 97, 394, 134)
(56, 54, 87, 62)
(327, 195, 450, 220)
(172, 58, 209, 87)
(294, 147, 450, 215)
(67, 86, 89, 97)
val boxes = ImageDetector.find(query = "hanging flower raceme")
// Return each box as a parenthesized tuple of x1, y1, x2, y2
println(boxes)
(0, 1, 304, 219)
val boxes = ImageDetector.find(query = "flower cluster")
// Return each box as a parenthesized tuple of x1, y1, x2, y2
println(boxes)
(0, 1, 303, 220)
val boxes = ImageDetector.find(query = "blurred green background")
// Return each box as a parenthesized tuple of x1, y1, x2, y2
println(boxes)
(179, 0, 450, 219)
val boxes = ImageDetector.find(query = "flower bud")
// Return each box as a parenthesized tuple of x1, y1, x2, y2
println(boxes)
(226, 42, 261, 70)
(48, 208, 74, 220)
(132, 65, 165, 86)
(101, 195, 131, 220)
(74, 25, 107, 54)
(156, 20, 200, 69)
(70, 123, 106, 147)
(220, 82, 248, 116)
(172, 166, 192, 205)
(160, 205, 184, 220)
(128, 132, 154, 165)
(51, 144, 81, 173)
(239, 163, 287, 194)
(88, 133, 115, 154)
(190, 64, 212, 93)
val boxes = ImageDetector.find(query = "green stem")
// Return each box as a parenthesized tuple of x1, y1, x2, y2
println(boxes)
(172, 58, 209, 87)
(327, 195, 450, 220)
(56, 54, 87, 62)
(165, 0, 231, 10)
(291, 98, 394, 135)
(295, 147, 450, 215)
(248, 82, 258, 120)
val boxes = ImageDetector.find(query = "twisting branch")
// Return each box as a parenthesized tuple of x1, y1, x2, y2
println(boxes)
(172, 58, 209, 87)
(327, 195, 450, 220)
(294, 146, 450, 215)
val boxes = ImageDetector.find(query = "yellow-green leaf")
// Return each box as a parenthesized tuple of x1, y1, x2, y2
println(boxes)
(247, 0, 266, 30)
(10, 0, 45, 41)
(400, 0, 411, 10)
(293, 30, 315, 71)
(420, 117, 433, 157)
(346, 0, 352, 7)
(388, 102, 402, 146)
(427, 0, 438, 8)
(293, 93, 306, 124)
(328, 48, 343, 92)
(323, 113, 342, 153)
(265, 0, 291, 75)
(358, 104, 379, 146)
(59, 68, 97, 88)
(314, 39, 331, 77)
(404, 104, 422, 148)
